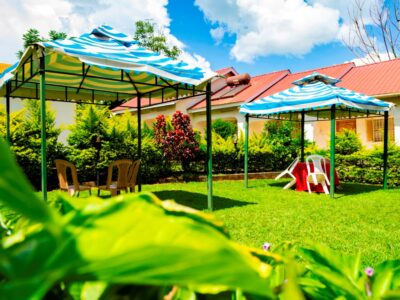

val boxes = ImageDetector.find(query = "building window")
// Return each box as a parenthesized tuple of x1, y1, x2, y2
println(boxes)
(371, 118, 394, 142)
(336, 119, 356, 133)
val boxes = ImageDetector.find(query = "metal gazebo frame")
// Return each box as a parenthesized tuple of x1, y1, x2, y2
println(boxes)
(2, 32, 216, 210)
(241, 75, 393, 198)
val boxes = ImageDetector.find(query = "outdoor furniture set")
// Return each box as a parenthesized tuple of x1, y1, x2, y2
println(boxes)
(275, 155, 340, 194)
(55, 159, 140, 197)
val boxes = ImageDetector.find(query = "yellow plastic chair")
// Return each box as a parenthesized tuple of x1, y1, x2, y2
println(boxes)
(54, 159, 92, 197)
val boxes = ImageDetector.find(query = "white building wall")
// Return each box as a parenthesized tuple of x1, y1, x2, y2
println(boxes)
(394, 106, 400, 146)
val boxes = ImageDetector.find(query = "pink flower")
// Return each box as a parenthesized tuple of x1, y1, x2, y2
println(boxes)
(365, 267, 374, 277)
(262, 242, 271, 251)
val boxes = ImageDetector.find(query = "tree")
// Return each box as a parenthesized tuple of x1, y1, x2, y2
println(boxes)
(5, 100, 64, 190)
(17, 28, 68, 58)
(344, 0, 400, 64)
(67, 105, 110, 182)
(212, 119, 237, 140)
(134, 20, 181, 59)
(154, 111, 199, 171)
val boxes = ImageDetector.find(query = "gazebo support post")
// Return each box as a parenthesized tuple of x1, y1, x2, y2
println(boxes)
(206, 81, 213, 210)
(329, 105, 336, 199)
(5, 82, 11, 144)
(300, 110, 305, 162)
(244, 114, 249, 188)
(39, 55, 47, 202)
(383, 111, 389, 189)
(137, 93, 142, 192)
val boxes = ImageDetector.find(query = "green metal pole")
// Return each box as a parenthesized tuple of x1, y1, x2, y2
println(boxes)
(329, 105, 336, 199)
(5, 82, 11, 144)
(40, 55, 47, 202)
(383, 111, 389, 189)
(300, 110, 305, 162)
(137, 93, 142, 192)
(206, 81, 213, 211)
(244, 114, 249, 188)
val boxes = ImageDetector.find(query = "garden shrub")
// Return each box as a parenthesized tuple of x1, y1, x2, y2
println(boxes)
(336, 144, 400, 186)
(0, 100, 65, 190)
(66, 105, 110, 182)
(154, 111, 199, 172)
(67, 107, 172, 184)
(210, 133, 238, 173)
(263, 121, 305, 169)
(2, 139, 400, 299)
(335, 129, 362, 155)
(212, 118, 237, 140)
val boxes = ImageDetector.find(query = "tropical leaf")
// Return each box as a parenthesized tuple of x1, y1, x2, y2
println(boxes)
(0, 189, 277, 299)
(0, 139, 59, 226)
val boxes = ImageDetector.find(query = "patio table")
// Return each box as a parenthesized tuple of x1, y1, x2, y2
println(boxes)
(292, 162, 340, 193)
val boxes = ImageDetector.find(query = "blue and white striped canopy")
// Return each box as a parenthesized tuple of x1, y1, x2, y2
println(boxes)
(0, 25, 216, 101)
(240, 73, 393, 118)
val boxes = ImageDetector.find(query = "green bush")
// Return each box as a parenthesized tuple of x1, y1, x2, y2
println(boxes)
(0, 100, 65, 190)
(335, 129, 362, 155)
(263, 121, 305, 170)
(336, 144, 400, 186)
(212, 119, 237, 140)
(1, 139, 400, 299)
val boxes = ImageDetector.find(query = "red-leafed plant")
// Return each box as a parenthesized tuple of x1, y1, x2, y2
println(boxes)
(154, 111, 199, 171)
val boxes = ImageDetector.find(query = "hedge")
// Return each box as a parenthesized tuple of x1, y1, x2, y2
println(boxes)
(336, 145, 400, 186)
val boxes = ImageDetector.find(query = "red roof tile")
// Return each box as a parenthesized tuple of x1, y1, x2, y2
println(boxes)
(337, 58, 400, 96)
(259, 62, 354, 98)
(215, 66, 238, 76)
(189, 70, 290, 110)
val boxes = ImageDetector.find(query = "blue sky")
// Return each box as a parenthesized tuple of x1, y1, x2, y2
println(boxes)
(167, 0, 354, 75)
(0, 0, 385, 75)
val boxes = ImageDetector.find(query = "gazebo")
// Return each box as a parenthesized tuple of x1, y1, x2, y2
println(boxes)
(240, 73, 394, 198)
(0, 25, 217, 208)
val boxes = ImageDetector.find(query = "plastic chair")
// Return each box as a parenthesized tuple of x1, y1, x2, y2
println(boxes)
(127, 159, 141, 192)
(305, 155, 329, 194)
(54, 159, 92, 197)
(98, 159, 139, 196)
(275, 157, 299, 189)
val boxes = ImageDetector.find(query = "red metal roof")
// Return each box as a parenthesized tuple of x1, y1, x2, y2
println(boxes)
(189, 70, 290, 110)
(216, 66, 237, 76)
(112, 66, 240, 112)
(113, 59, 400, 113)
(258, 62, 354, 98)
(337, 58, 400, 96)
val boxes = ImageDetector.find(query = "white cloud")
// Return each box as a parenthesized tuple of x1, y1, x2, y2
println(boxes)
(0, 0, 209, 71)
(210, 27, 225, 44)
(351, 52, 395, 66)
(195, 0, 341, 62)
(195, 0, 383, 63)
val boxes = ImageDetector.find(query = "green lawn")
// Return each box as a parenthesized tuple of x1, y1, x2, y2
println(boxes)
(48, 179, 400, 267)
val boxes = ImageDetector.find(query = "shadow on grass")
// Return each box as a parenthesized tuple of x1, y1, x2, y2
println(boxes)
(153, 190, 254, 211)
(267, 180, 383, 198)
(335, 182, 383, 197)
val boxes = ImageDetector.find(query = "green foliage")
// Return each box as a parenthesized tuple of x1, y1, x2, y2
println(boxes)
(0, 101, 64, 190)
(67, 106, 172, 184)
(67, 105, 109, 181)
(263, 121, 305, 170)
(212, 119, 237, 140)
(134, 20, 181, 59)
(1, 140, 400, 299)
(0, 140, 277, 299)
(335, 129, 362, 155)
(17, 28, 68, 58)
(336, 144, 400, 186)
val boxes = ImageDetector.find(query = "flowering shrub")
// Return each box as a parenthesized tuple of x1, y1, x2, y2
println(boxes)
(154, 111, 199, 171)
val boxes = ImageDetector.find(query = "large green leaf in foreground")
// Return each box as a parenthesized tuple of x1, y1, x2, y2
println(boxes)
(0, 139, 276, 299)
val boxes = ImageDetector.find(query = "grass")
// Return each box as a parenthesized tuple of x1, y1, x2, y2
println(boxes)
(47, 179, 400, 267)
